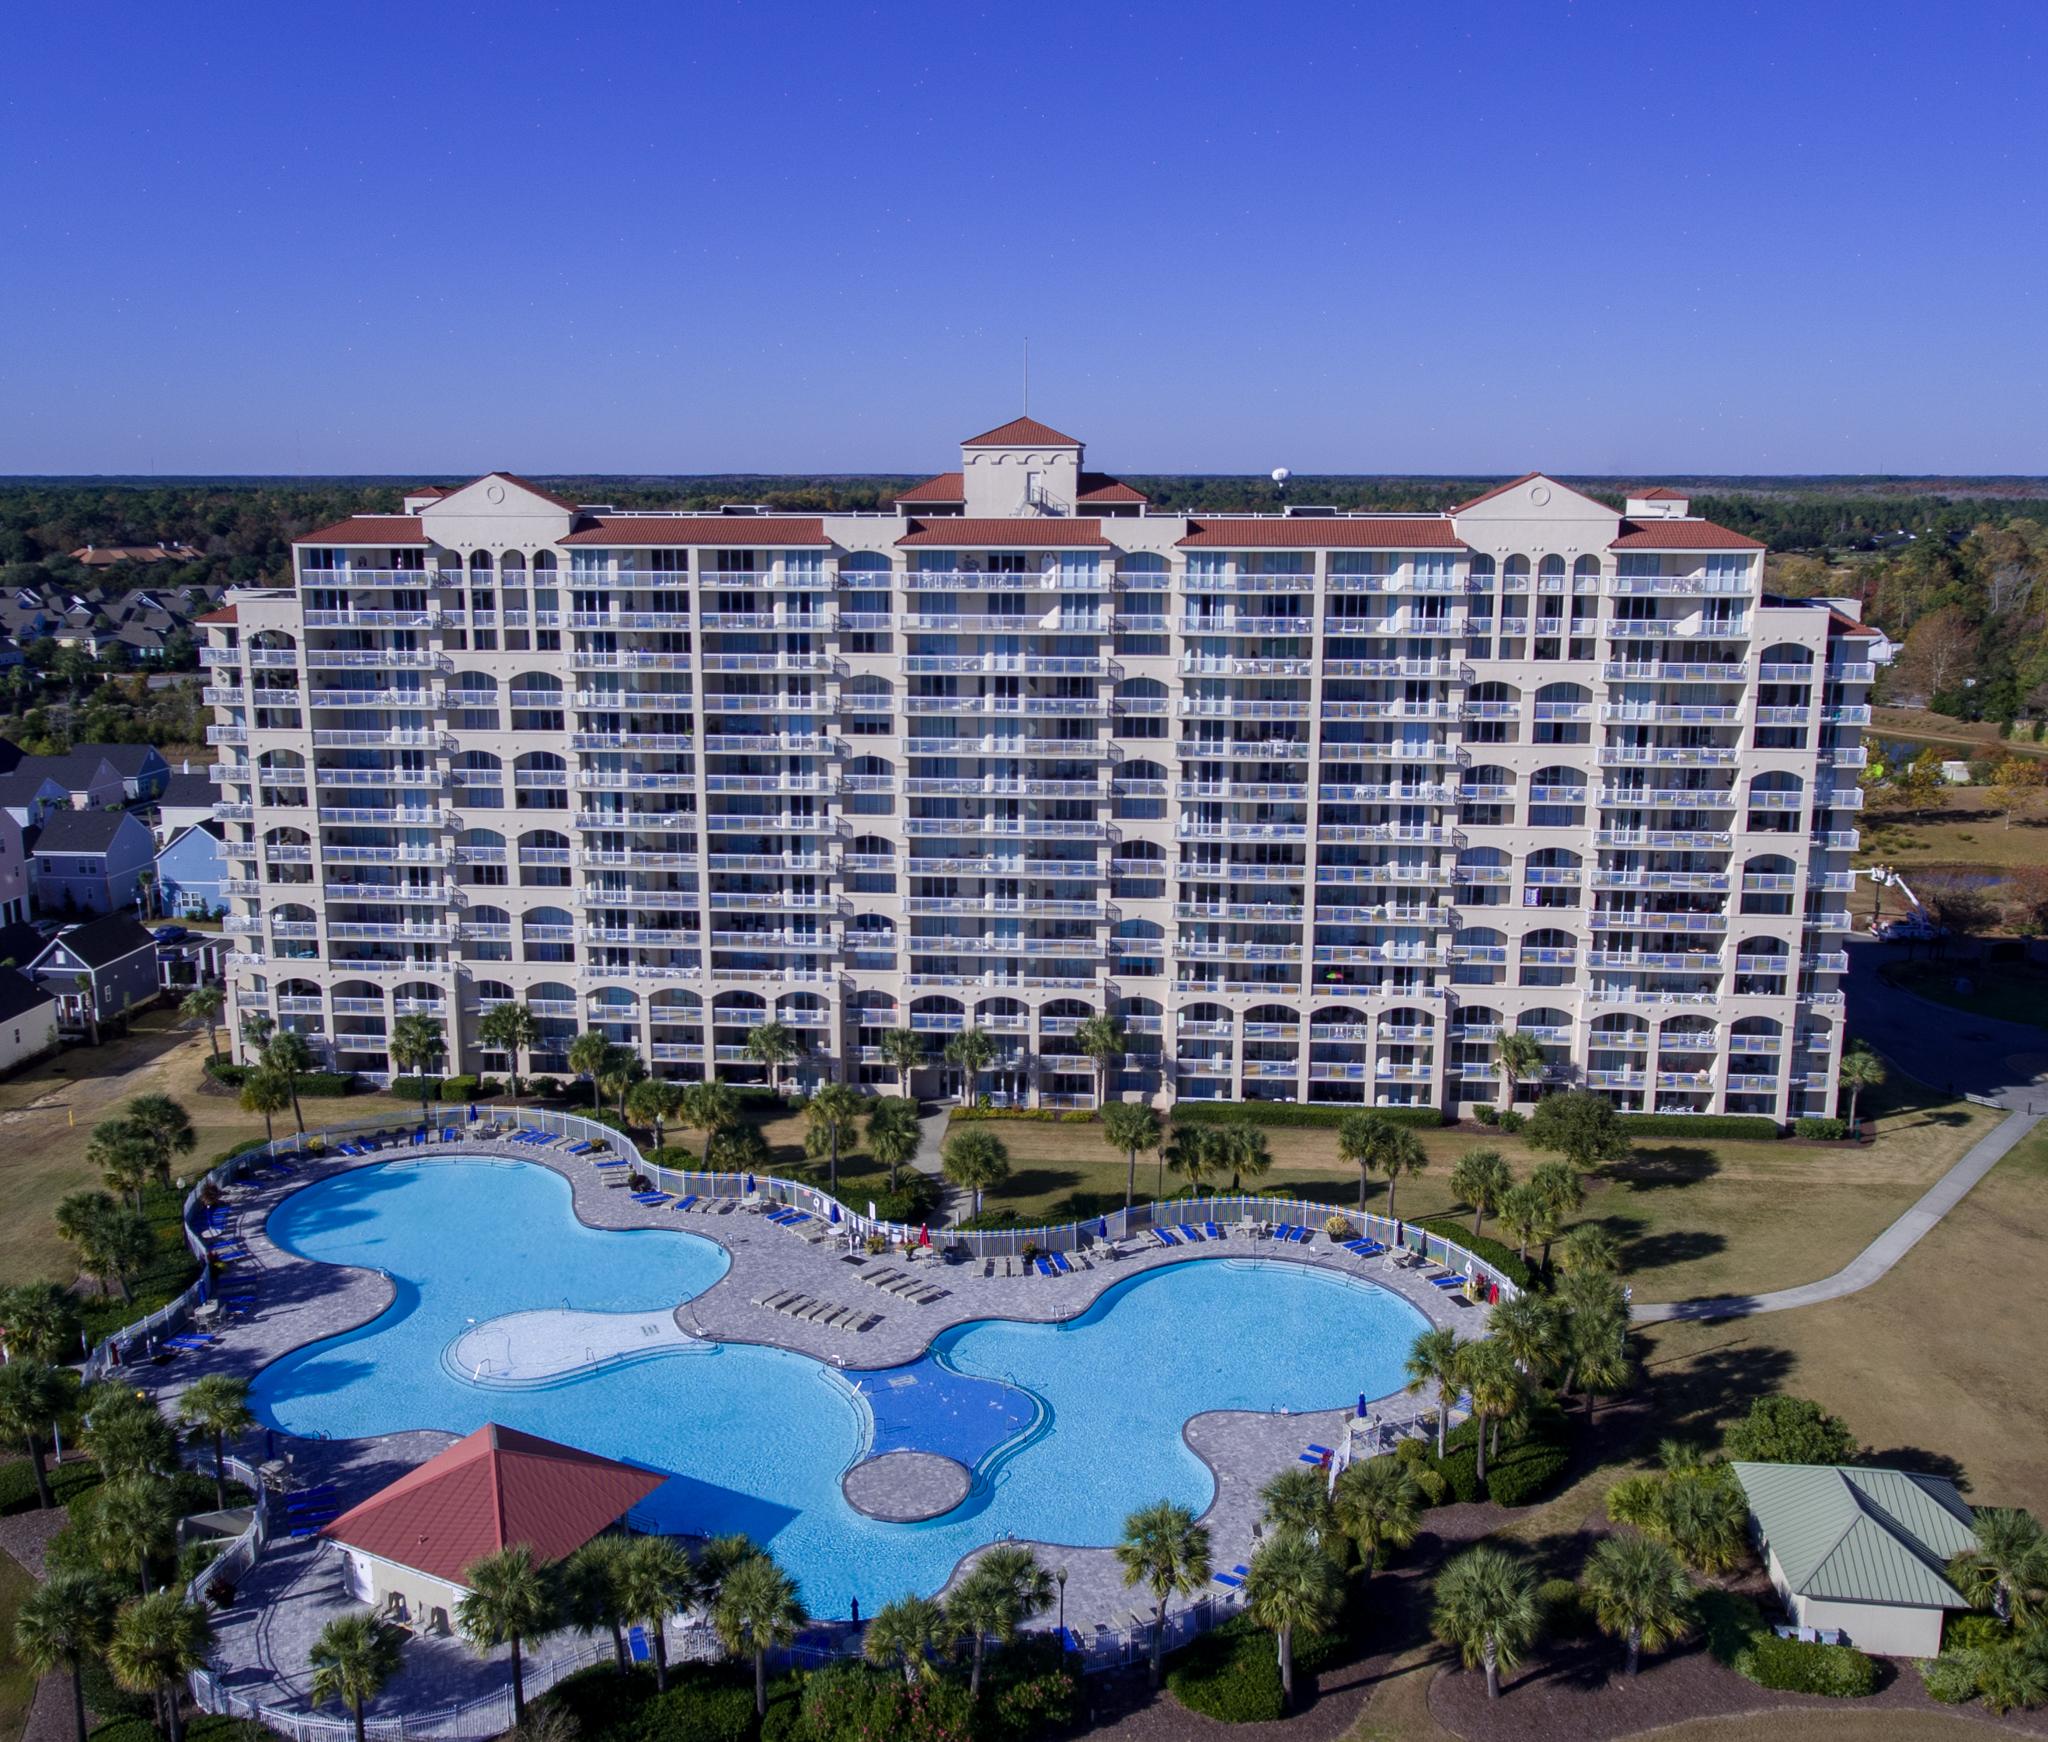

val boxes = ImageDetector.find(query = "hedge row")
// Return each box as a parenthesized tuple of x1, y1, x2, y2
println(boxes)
(1412, 1216, 1534, 1291)
(952, 1106, 1098, 1123)
(1739, 1635, 1881, 1697)
(1395, 1402, 1574, 1508)
(1172, 1100, 1448, 1130)
(203, 1058, 355, 1096)
(1617, 1112, 1781, 1139)
(387, 1075, 507, 1103)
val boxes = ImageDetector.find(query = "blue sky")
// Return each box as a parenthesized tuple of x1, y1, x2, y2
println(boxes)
(2, 0, 2043, 476)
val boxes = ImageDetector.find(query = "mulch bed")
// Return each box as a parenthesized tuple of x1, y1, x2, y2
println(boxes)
(1429, 1632, 2048, 1741)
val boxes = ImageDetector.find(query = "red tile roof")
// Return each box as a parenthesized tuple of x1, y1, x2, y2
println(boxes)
(1449, 473, 1549, 513)
(962, 416, 1083, 448)
(1610, 519, 1762, 551)
(295, 516, 428, 547)
(893, 472, 966, 504)
(560, 516, 829, 547)
(407, 485, 452, 500)
(1177, 517, 1464, 550)
(195, 605, 237, 626)
(1634, 487, 1690, 500)
(896, 517, 1111, 548)
(1076, 473, 1148, 505)
(1827, 609, 1881, 638)
(321, 1424, 663, 1586)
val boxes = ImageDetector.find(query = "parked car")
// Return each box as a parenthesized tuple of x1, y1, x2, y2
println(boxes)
(151, 924, 191, 944)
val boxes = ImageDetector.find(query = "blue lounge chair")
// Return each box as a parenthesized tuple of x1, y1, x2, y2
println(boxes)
(632, 1192, 671, 1206)
(1058, 1626, 1083, 1654)
(593, 1158, 628, 1169)
(1154, 1226, 1182, 1247)
(1432, 1274, 1467, 1291)
(1051, 1251, 1073, 1274)
(1213, 1570, 1244, 1588)
(627, 1626, 651, 1664)
(671, 1195, 698, 1212)
(1306, 1443, 1333, 1457)
(1181, 1225, 1206, 1243)
(1291, 1226, 1313, 1244)
(1205, 1222, 1223, 1240)
(272, 1159, 298, 1173)
(567, 1141, 594, 1155)
(1035, 1257, 1055, 1276)
(442, 1126, 459, 1143)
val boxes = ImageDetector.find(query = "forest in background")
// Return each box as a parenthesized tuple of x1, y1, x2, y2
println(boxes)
(4, 474, 2047, 723)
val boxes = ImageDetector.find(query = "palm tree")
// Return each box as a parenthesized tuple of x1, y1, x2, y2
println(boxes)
(388, 1014, 446, 1124)
(308, 1611, 406, 1742)
(1163, 1124, 1219, 1197)
(15, 1571, 116, 1742)
(706, 1124, 770, 1175)
(626, 1077, 684, 1151)
(72, 974, 101, 1048)
(83, 1388, 176, 1482)
(1449, 1148, 1513, 1237)
(1243, 1531, 1343, 1711)
(456, 1545, 558, 1726)
(55, 1191, 153, 1304)
(942, 1027, 995, 1106)
(263, 1030, 315, 1136)
(238, 1012, 274, 1056)
(614, 1535, 696, 1692)
(1337, 1109, 1395, 1213)
(1073, 1012, 1127, 1107)
(1583, 1535, 1693, 1676)
(1433, 1547, 1538, 1700)
(1258, 1467, 1331, 1541)
(802, 1081, 865, 1198)
(1527, 1160, 1584, 1268)
(0, 1281, 80, 1363)
(1376, 1127, 1428, 1221)
(1457, 1338, 1525, 1480)
(680, 1078, 741, 1171)
(106, 1589, 214, 1742)
(126, 1095, 197, 1194)
(566, 1030, 616, 1109)
(1555, 1224, 1621, 1276)
(1488, 1293, 1565, 1392)
(1100, 1102, 1161, 1212)
(1947, 1508, 2048, 1627)
(92, 1475, 177, 1596)
(179, 986, 224, 1060)
(744, 1021, 803, 1097)
(878, 1028, 926, 1099)
(0, 1360, 76, 1509)
(864, 1593, 946, 1684)
(1495, 1029, 1547, 1113)
(942, 1127, 1009, 1218)
(1496, 1182, 1547, 1262)
(1114, 1500, 1212, 1689)
(1405, 1326, 1463, 1457)
(85, 1120, 154, 1211)
(865, 1097, 921, 1195)
(712, 1549, 806, 1719)
(1837, 1044, 1887, 1137)
(1332, 1455, 1422, 1580)
(1219, 1125, 1271, 1193)
(175, 1375, 254, 1512)
(947, 1544, 1053, 1698)
(237, 1069, 292, 1145)
(477, 1001, 542, 1099)
(561, 1535, 635, 1671)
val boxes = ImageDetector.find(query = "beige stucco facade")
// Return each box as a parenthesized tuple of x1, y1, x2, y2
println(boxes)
(1764, 1546, 1951, 1658)
(201, 433, 1871, 1120)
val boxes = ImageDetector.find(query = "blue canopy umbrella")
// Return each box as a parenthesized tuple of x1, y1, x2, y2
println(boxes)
(1096, 1218, 1109, 1239)
(829, 1202, 841, 1224)
(744, 1174, 757, 1194)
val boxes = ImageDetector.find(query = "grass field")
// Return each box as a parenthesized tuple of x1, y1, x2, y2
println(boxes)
(1872, 706, 2048, 761)
(0, 1554, 32, 1742)
(941, 1073, 1992, 1307)
(1856, 788, 2048, 874)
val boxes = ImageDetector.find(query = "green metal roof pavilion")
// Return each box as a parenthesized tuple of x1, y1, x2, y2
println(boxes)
(1731, 1463, 1979, 1610)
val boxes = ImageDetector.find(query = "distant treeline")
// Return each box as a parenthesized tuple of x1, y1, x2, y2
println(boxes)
(2, 476, 2044, 590)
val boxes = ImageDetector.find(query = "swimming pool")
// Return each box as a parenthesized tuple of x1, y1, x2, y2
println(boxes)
(250, 1158, 1428, 1615)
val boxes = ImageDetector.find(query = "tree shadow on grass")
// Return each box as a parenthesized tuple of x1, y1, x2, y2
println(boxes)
(1642, 1334, 1796, 1439)
(997, 1166, 1083, 1203)
(1619, 1229, 1728, 1273)
(1610, 1146, 1719, 1189)
(1863, 1444, 1971, 1491)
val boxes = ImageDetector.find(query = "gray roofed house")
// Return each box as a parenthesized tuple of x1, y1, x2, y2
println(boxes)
(29, 806, 157, 916)
(1732, 1462, 1981, 1656)
(0, 770, 71, 829)
(154, 764, 218, 842)
(0, 964, 56, 1073)
(13, 744, 170, 807)
(27, 912, 159, 1038)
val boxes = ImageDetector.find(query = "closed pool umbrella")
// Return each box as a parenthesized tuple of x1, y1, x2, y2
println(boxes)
(829, 1202, 840, 1224)
(744, 1174, 756, 1194)
(919, 1224, 930, 1248)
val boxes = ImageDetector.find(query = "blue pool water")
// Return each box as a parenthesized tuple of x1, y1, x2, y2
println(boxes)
(250, 1158, 1427, 1615)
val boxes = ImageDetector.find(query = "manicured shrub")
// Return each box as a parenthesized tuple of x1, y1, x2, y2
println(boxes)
(951, 1105, 1059, 1121)
(789, 1662, 978, 1742)
(1165, 1615, 1285, 1722)
(529, 1075, 563, 1098)
(439, 1074, 495, 1102)
(389, 1075, 444, 1102)
(0, 1457, 101, 1516)
(1794, 1116, 1849, 1141)
(988, 1666, 1079, 1740)
(1737, 1635, 1880, 1696)
(1496, 1109, 1526, 1133)
(1487, 1443, 1571, 1507)
(1435, 1444, 1483, 1503)
(204, 1058, 355, 1096)
(954, 1207, 1023, 1231)
(635, 1673, 760, 1742)
(1473, 1104, 1500, 1125)
(1412, 1217, 1533, 1290)
(871, 1176, 940, 1223)
(1945, 1614, 2010, 1653)
(1920, 1651, 1984, 1703)
(1619, 1112, 1781, 1139)
(1698, 1587, 1770, 1666)
(1536, 1576, 1595, 1640)
(1172, 1100, 1447, 1130)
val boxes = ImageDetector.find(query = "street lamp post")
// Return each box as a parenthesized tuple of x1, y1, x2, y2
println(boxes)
(1056, 1565, 1067, 1640)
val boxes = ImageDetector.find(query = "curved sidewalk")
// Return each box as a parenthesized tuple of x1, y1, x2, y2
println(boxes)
(1633, 1107, 2040, 1324)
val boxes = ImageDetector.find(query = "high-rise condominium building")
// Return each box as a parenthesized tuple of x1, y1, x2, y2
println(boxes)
(202, 418, 1877, 1121)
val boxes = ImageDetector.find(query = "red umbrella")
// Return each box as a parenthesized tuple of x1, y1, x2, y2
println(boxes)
(918, 1224, 931, 1248)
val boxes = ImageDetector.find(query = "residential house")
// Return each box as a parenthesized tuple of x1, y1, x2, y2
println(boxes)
(154, 820, 226, 917)
(156, 932, 227, 993)
(30, 807, 157, 916)
(0, 809, 29, 927)
(152, 763, 218, 844)
(321, 1424, 663, 1631)
(69, 543, 203, 568)
(1733, 1462, 1981, 1656)
(28, 913, 159, 1038)
(0, 967, 57, 1073)
(15, 744, 172, 808)
(0, 771, 70, 833)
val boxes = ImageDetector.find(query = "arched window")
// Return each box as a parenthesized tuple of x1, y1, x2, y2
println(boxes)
(513, 749, 569, 811)
(522, 905, 575, 964)
(510, 672, 564, 731)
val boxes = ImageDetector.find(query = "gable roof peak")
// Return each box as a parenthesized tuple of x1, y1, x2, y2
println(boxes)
(963, 416, 1083, 449)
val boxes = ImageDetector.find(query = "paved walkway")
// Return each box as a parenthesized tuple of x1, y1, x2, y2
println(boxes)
(1634, 1106, 2041, 1323)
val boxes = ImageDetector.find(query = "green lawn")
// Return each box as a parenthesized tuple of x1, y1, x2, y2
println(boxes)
(947, 1072, 1991, 1307)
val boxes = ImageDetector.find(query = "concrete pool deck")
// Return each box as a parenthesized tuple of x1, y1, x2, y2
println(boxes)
(149, 1134, 1484, 1718)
